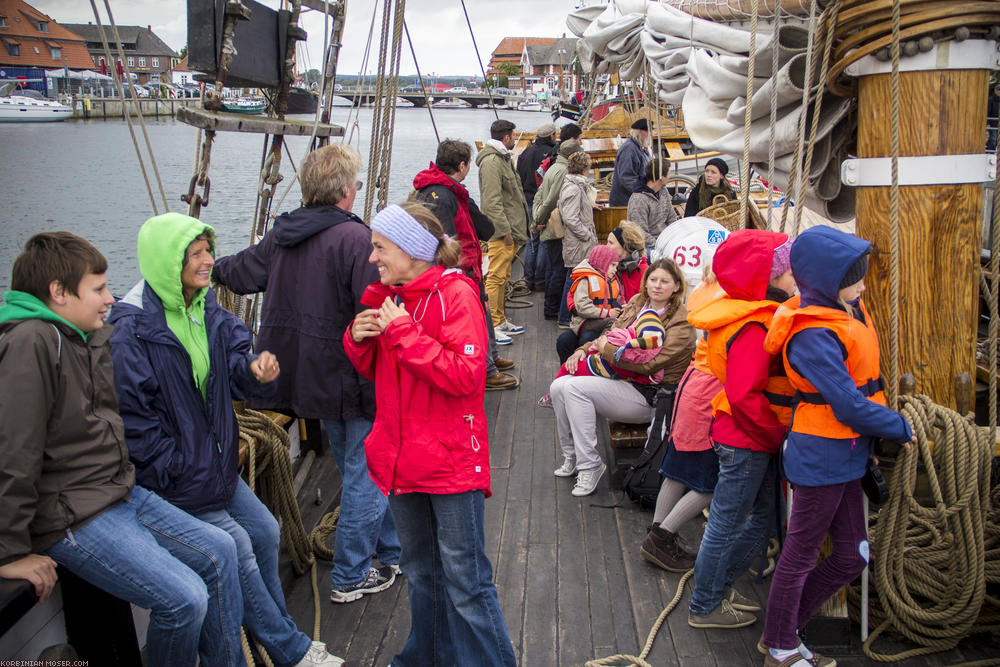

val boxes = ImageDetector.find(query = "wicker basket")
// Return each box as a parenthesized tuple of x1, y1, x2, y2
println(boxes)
(696, 195, 766, 231)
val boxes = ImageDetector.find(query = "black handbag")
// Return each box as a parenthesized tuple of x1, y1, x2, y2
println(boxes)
(861, 459, 889, 505)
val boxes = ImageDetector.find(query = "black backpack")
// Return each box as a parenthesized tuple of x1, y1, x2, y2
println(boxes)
(622, 385, 677, 508)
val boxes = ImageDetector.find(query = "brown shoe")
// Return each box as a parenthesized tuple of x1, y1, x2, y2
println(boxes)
(485, 372, 519, 391)
(494, 357, 515, 371)
(724, 587, 762, 613)
(687, 600, 756, 629)
(640, 526, 695, 572)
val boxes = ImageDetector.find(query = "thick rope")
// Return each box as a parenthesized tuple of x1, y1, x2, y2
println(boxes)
(991, 122, 1000, 434)
(739, 0, 760, 230)
(586, 570, 694, 667)
(847, 395, 995, 661)
(886, 0, 901, 409)
(780, 0, 819, 233)
(88, 0, 160, 216)
(765, 0, 782, 229)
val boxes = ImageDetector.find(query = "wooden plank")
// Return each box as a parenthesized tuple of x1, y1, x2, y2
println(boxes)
(555, 490, 594, 666)
(176, 106, 345, 136)
(494, 499, 530, 657)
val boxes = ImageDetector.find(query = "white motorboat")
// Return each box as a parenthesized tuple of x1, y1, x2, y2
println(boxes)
(0, 86, 73, 122)
(517, 99, 544, 112)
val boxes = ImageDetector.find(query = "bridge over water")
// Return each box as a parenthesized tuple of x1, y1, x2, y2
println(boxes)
(335, 86, 529, 108)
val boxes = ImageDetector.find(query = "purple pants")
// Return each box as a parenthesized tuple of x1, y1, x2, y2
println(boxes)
(762, 479, 868, 650)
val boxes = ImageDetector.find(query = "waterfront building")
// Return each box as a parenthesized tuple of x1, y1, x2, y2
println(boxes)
(0, 0, 92, 91)
(521, 36, 579, 98)
(61, 22, 178, 85)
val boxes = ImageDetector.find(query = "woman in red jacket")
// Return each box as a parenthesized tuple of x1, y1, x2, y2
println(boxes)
(344, 201, 516, 667)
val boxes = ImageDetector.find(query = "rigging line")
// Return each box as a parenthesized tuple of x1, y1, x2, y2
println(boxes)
(739, 0, 760, 230)
(780, 0, 818, 233)
(344, 0, 379, 146)
(88, 0, 158, 216)
(403, 19, 440, 145)
(376, 0, 407, 212)
(766, 0, 782, 229)
(275, 0, 337, 213)
(363, 0, 394, 220)
(990, 126, 999, 432)
(100, 0, 169, 214)
(459, 0, 499, 120)
(887, 0, 901, 409)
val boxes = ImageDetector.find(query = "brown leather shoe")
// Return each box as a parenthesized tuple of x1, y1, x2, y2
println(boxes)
(485, 372, 519, 391)
(494, 357, 515, 371)
(640, 526, 695, 572)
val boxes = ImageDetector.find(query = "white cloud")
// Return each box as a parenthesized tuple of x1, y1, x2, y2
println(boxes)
(30, 0, 580, 76)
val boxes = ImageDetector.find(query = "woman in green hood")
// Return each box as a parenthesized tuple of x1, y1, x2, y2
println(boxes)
(109, 213, 344, 666)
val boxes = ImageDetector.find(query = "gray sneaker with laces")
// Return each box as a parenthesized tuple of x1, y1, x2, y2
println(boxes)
(554, 456, 577, 477)
(687, 599, 757, 629)
(571, 462, 606, 496)
(329, 565, 396, 603)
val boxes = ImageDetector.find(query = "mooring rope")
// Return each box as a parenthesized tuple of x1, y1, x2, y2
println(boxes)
(886, 0, 902, 409)
(586, 570, 694, 667)
(847, 395, 996, 662)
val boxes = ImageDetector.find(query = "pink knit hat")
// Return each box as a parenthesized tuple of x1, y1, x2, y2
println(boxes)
(770, 238, 792, 279)
(588, 244, 619, 275)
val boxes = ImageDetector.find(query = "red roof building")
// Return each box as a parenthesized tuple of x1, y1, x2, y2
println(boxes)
(487, 37, 556, 82)
(0, 0, 93, 70)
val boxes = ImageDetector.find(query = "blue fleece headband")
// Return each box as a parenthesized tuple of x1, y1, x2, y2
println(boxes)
(371, 204, 439, 262)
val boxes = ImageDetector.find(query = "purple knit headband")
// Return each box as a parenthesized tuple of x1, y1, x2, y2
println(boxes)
(371, 204, 439, 262)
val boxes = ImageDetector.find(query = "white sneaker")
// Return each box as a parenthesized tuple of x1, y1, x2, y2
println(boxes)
(572, 462, 607, 496)
(554, 456, 577, 477)
(494, 327, 514, 345)
(495, 319, 525, 335)
(295, 641, 345, 666)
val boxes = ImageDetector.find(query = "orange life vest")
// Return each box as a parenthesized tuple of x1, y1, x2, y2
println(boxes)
(688, 295, 795, 426)
(685, 281, 725, 376)
(566, 268, 622, 317)
(764, 298, 885, 439)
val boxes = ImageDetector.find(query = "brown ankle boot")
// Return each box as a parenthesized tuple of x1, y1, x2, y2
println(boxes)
(640, 526, 695, 572)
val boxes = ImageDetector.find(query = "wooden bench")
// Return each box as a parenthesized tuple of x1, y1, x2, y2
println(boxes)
(598, 417, 652, 488)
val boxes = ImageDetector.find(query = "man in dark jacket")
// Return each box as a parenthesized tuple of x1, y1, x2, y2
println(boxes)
(609, 118, 652, 206)
(0, 232, 243, 667)
(516, 122, 556, 291)
(414, 139, 519, 391)
(213, 144, 401, 604)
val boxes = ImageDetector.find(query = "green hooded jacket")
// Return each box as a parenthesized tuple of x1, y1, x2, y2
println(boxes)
(137, 212, 215, 400)
(0, 290, 89, 341)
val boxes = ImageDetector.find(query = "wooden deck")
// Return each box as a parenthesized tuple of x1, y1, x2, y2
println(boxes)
(278, 288, 1000, 667)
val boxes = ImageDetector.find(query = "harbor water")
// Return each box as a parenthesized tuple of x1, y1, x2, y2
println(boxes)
(0, 106, 559, 295)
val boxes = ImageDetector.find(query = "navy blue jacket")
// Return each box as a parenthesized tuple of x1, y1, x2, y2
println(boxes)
(609, 137, 650, 206)
(213, 205, 378, 421)
(782, 226, 911, 486)
(108, 282, 273, 512)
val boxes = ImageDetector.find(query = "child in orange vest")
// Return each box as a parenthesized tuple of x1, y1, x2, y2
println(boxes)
(760, 226, 913, 667)
(684, 229, 796, 630)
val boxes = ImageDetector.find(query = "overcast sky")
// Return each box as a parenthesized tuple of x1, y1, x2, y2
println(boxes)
(30, 0, 583, 77)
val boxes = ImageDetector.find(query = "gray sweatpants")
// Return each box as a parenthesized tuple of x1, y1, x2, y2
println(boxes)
(550, 375, 653, 471)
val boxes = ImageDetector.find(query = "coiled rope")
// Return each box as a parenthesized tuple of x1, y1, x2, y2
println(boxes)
(847, 394, 998, 662)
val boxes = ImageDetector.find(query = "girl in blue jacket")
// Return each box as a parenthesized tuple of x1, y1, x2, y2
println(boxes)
(759, 226, 914, 667)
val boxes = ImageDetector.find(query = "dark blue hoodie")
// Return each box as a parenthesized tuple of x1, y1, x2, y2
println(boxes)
(780, 226, 911, 486)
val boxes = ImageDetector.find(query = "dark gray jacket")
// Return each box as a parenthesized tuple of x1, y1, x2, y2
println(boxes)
(0, 319, 134, 564)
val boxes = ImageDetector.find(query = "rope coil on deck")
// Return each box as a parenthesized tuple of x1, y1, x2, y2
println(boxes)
(847, 394, 998, 662)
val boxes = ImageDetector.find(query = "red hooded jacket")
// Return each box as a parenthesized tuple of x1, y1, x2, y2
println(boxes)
(413, 163, 483, 283)
(688, 229, 789, 453)
(343, 265, 491, 496)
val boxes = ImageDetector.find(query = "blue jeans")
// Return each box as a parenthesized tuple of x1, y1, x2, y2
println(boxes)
(556, 328, 602, 364)
(388, 490, 516, 667)
(46, 486, 242, 667)
(324, 418, 401, 587)
(195, 478, 311, 666)
(689, 442, 777, 615)
(522, 220, 546, 288)
(558, 270, 574, 325)
(542, 239, 567, 318)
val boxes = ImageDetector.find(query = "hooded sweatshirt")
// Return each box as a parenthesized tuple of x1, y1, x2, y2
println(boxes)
(687, 229, 790, 453)
(134, 213, 214, 399)
(765, 226, 911, 485)
(0, 291, 134, 562)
